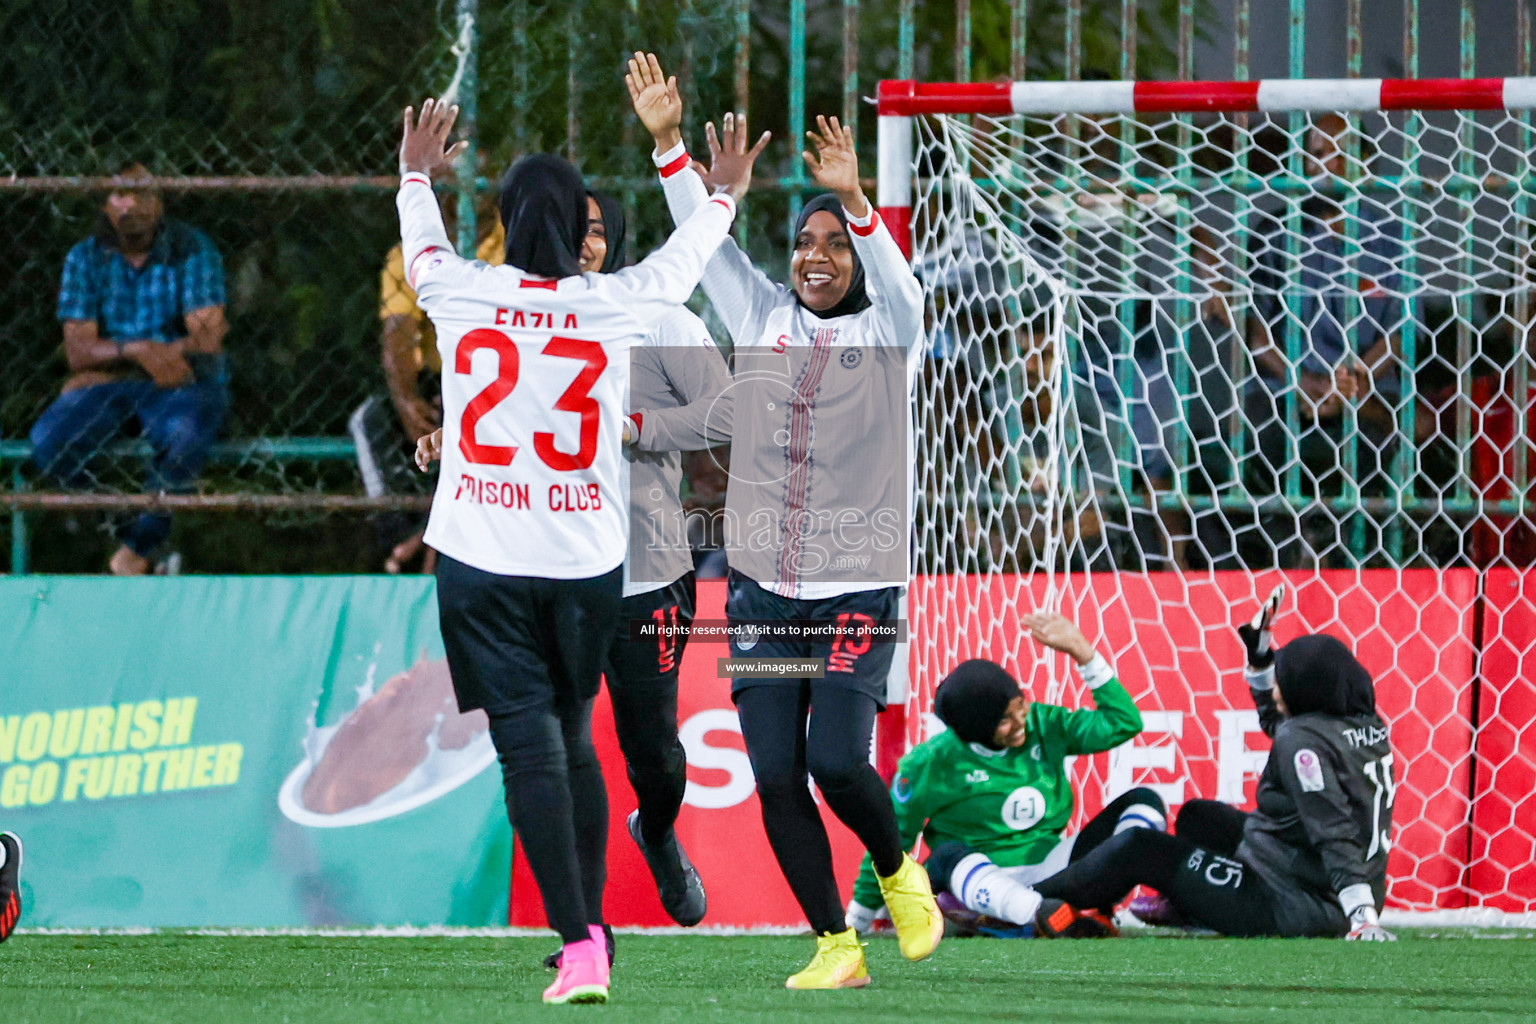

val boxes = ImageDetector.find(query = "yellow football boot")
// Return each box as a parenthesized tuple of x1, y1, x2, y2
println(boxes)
(877, 853, 944, 961)
(785, 927, 871, 990)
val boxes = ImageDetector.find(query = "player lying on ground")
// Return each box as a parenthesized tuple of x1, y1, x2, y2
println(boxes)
(1033, 591, 1397, 940)
(399, 97, 741, 1003)
(625, 52, 937, 990)
(417, 190, 735, 963)
(0, 831, 20, 943)
(846, 612, 1162, 939)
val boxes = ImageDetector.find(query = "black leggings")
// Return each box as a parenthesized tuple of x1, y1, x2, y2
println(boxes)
(487, 701, 608, 944)
(924, 786, 1167, 892)
(735, 683, 904, 935)
(606, 575, 694, 847)
(436, 558, 620, 946)
(1035, 827, 1280, 937)
(1175, 798, 1248, 856)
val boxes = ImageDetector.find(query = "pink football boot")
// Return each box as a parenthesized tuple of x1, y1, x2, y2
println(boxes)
(542, 925, 610, 1004)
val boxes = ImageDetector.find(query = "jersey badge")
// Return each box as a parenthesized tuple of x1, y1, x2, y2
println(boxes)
(965, 769, 989, 785)
(1001, 786, 1046, 830)
(1294, 748, 1326, 792)
(1029, 745, 1042, 761)
(735, 624, 761, 652)
(840, 348, 862, 369)
(892, 775, 913, 804)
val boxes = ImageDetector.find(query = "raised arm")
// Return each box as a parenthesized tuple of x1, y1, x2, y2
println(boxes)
(1024, 611, 1143, 755)
(803, 115, 924, 350)
(1237, 586, 1287, 738)
(628, 52, 781, 344)
(603, 193, 739, 324)
(395, 98, 468, 293)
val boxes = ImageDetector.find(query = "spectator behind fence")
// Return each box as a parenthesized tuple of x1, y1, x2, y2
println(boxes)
(350, 198, 504, 573)
(917, 229, 1105, 572)
(29, 164, 229, 576)
(1245, 114, 1405, 528)
(1129, 225, 1242, 570)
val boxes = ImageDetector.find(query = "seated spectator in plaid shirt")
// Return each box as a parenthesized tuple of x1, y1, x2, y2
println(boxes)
(29, 164, 229, 575)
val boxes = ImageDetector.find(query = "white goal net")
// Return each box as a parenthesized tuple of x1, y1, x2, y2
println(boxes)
(891, 80, 1536, 915)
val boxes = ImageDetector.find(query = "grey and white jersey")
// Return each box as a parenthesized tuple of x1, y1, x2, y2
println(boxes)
(1236, 685, 1395, 937)
(636, 145, 925, 600)
(623, 305, 732, 597)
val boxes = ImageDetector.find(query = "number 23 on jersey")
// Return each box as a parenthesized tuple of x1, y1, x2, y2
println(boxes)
(455, 328, 608, 471)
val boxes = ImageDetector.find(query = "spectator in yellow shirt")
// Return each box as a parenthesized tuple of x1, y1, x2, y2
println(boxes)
(350, 211, 504, 573)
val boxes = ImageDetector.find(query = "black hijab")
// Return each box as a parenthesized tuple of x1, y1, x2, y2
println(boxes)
(933, 659, 1021, 748)
(498, 154, 586, 278)
(586, 189, 629, 273)
(793, 193, 871, 319)
(1275, 634, 1377, 718)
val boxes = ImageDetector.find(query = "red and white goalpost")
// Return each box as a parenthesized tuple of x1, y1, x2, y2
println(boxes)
(877, 76, 1536, 919)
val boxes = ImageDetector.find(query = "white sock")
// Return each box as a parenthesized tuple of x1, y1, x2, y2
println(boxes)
(1114, 803, 1166, 834)
(950, 853, 1042, 925)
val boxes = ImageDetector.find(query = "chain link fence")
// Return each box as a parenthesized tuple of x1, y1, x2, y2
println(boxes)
(1, 0, 1199, 572)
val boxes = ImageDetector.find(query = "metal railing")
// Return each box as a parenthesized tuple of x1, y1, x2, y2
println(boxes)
(2, 0, 1527, 572)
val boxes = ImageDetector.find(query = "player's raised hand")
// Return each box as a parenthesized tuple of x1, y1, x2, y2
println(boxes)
(625, 51, 683, 152)
(695, 112, 770, 203)
(1024, 611, 1096, 667)
(400, 98, 468, 180)
(1237, 584, 1286, 672)
(803, 115, 868, 217)
(414, 428, 443, 472)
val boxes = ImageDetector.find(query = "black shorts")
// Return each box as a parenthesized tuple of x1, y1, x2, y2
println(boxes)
(435, 554, 622, 715)
(724, 570, 899, 706)
(609, 572, 696, 692)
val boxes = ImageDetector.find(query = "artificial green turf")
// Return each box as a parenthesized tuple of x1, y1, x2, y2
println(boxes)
(3, 932, 1532, 1024)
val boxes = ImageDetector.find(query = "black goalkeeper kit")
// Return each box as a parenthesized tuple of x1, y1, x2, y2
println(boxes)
(1236, 635, 1394, 935)
(1037, 633, 1394, 937)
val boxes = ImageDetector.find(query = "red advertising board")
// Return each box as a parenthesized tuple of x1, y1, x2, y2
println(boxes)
(514, 570, 1482, 926)
(1470, 569, 1536, 910)
(905, 569, 1477, 909)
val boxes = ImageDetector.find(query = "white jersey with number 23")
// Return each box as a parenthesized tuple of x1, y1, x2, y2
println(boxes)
(395, 171, 737, 579)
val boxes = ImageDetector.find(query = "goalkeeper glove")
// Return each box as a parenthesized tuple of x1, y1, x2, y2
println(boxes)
(1340, 884, 1395, 941)
(845, 899, 885, 935)
(1345, 905, 1395, 942)
(1238, 584, 1286, 681)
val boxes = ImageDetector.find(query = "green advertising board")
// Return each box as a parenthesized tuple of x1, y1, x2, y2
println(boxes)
(0, 576, 510, 928)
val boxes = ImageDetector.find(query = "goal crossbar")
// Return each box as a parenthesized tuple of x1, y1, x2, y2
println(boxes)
(875, 76, 1536, 911)
(875, 76, 1536, 257)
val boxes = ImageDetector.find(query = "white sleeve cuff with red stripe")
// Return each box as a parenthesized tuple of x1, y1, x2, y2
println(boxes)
(401, 171, 432, 189)
(407, 246, 444, 290)
(707, 193, 737, 218)
(844, 204, 880, 237)
(652, 141, 690, 178)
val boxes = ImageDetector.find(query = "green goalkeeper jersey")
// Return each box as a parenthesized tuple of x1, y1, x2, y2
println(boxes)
(852, 660, 1142, 908)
